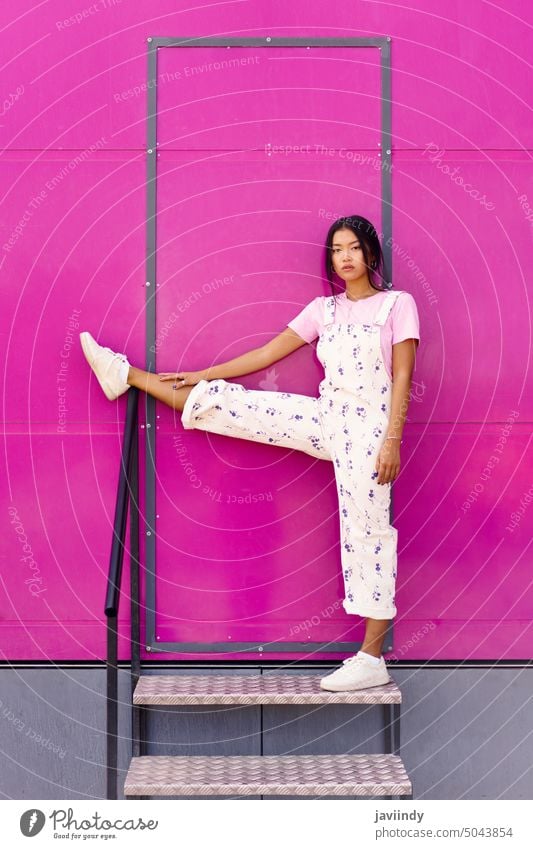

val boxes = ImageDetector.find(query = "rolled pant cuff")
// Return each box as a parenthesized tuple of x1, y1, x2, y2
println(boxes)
(181, 379, 210, 429)
(343, 598, 396, 619)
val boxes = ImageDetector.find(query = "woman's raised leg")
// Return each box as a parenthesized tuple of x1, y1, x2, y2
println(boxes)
(79, 331, 196, 409)
(126, 365, 193, 412)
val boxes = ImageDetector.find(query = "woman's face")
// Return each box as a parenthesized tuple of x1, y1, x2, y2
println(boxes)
(330, 228, 373, 282)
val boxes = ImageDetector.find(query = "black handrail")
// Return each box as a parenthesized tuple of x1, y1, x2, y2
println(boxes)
(105, 387, 140, 800)
(105, 388, 140, 617)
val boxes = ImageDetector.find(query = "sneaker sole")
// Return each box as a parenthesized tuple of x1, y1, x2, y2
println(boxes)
(319, 675, 392, 692)
(79, 331, 118, 401)
(79, 331, 95, 364)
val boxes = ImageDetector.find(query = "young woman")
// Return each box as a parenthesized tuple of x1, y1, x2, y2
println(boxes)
(80, 215, 420, 692)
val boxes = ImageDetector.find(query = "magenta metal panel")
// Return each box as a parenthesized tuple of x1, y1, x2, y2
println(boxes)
(397, 427, 532, 621)
(2, 433, 137, 660)
(1, 3, 531, 661)
(390, 157, 533, 423)
(0, 157, 146, 424)
(156, 45, 381, 150)
(2, 3, 531, 152)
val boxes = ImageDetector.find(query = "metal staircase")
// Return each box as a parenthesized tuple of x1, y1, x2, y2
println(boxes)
(106, 388, 413, 800)
(124, 673, 411, 798)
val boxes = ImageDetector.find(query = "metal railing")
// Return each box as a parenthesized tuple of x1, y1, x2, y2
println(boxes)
(104, 387, 140, 800)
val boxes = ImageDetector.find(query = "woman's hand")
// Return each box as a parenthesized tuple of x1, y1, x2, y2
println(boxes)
(157, 370, 204, 389)
(375, 438, 401, 484)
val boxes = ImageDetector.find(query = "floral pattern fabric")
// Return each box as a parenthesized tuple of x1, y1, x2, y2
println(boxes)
(181, 291, 403, 619)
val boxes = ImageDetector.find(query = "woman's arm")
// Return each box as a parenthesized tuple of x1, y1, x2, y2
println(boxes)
(387, 338, 418, 438)
(159, 327, 307, 383)
(201, 328, 307, 380)
(375, 338, 418, 484)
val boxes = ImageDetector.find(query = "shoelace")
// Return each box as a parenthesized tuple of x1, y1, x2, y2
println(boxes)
(342, 655, 365, 666)
(342, 655, 382, 667)
(100, 346, 126, 364)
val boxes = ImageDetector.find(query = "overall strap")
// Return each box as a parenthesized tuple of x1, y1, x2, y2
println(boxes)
(323, 295, 336, 324)
(374, 290, 402, 326)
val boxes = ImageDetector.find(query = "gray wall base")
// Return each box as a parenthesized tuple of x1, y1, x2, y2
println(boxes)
(0, 665, 531, 800)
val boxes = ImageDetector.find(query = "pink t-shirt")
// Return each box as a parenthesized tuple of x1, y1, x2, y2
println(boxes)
(287, 290, 420, 381)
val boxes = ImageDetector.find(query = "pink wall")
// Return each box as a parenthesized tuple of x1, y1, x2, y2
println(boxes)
(1, 2, 531, 661)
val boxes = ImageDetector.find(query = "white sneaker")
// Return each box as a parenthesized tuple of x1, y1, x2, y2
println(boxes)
(319, 654, 391, 692)
(80, 331, 131, 401)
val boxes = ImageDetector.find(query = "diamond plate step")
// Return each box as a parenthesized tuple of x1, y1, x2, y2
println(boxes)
(133, 673, 402, 705)
(124, 754, 412, 797)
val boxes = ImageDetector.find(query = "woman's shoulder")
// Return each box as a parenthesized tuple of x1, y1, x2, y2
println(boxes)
(391, 288, 416, 300)
(390, 289, 418, 309)
(388, 290, 420, 341)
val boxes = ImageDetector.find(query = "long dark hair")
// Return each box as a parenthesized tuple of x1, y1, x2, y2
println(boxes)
(324, 215, 392, 296)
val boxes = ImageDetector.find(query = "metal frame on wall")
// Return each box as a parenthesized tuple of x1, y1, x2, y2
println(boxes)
(144, 36, 394, 655)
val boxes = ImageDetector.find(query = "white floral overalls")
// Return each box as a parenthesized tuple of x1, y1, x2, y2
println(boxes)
(181, 290, 402, 619)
